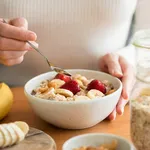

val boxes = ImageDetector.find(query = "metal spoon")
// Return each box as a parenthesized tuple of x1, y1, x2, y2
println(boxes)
(3, 19, 71, 76)
(27, 41, 71, 76)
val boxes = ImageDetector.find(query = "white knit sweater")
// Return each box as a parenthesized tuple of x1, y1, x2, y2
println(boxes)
(0, 0, 148, 86)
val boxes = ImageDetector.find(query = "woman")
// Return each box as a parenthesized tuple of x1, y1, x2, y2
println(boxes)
(0, 0, 148, 120)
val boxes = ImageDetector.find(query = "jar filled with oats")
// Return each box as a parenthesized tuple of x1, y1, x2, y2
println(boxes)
(130, 30, 150, 150)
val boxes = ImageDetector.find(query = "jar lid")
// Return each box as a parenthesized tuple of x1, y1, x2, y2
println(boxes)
(132, 29, 150, 49)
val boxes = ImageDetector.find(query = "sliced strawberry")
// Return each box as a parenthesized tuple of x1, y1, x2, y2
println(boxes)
(87, 79, 106, 94)
(54, 73, 71, 82)
(60, 80, 80, 95)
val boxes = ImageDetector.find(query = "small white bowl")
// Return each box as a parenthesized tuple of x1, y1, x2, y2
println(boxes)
(63, 133, 135, 150)
(24, 69, 122, 129)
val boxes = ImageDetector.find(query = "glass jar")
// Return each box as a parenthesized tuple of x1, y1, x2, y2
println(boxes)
(133, 29, 150, 83)
(130, 30, 150, 150)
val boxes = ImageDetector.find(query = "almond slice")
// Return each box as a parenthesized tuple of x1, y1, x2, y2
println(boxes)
(55, 89, 73, 97)
(15, 121, 29, 135)
(0, 124, 11, 147)
(10, 123, 25, 143)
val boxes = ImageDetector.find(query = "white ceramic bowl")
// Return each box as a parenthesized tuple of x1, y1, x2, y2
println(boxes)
(24, 69, 122, 129)
(63, 133, 135, 150)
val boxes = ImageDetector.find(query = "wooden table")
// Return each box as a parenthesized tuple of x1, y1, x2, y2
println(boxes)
(1, 87, 131, 150)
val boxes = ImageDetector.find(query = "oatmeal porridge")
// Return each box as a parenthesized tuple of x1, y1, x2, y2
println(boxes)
(131, 96, 150, 150)
(73, 140, 118, 150)
(31, 73, 116, 101)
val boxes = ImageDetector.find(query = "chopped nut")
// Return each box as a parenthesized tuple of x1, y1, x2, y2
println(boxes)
(55, 94, 67, 101)
(48, 79, 65, 89)
(38, 86, 49, 93)
(31, 90, 36, 95)
(102, 80, 114, 92)
(106, 89, 116, 95)
(76, 90, 87, 96)
(74, 95, 90, 101)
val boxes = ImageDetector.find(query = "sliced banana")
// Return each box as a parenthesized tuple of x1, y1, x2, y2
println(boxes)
(75, 79, 83, 86)
(78, 76, 89, 86)
(0, 124, 11, 147)
(75, 79, 86, 89)
(3, 124, 17, 146)
(0, 128, 4, 147)
(73, 74, 89, 86)
(74, 96, 90, 101)
(0, 121, 29, 148)
(15, 121, 29, 135)
(10, 123, 25, 143)
(87, 89, 104, 99)
(48, 79, 65, 89)
(55, 89, 73, 97)
(43, 87, 55, 94)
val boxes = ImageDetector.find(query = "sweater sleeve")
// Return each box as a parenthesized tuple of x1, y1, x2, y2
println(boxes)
(117, 0, 150, 67)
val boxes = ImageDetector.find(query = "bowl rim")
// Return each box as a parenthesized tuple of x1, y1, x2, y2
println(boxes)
(62, 133, 133, 149)
(24, 69, 122, 104)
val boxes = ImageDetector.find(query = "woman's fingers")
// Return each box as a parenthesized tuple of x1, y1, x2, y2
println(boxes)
(108, 97, 129, 119)
(0, 20, 36, 41)
(119, 56, 135, 99)
(99, 57, 109, 73)
(101, 53, 123, 78)
(116, 96, 128, 115)
(0, 51, 27, 60)
(0, 37, 33, 51)
(100, 53, 135, 120)
(108, 108, 117, 121)
(0, 18, 37, 66)
(0, 56, 24, 66)
(9, 17, 28, 29)
(108, 97, 128, 120)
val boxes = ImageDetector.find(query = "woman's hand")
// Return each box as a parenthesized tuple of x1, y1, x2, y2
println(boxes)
(0, 18, 37, 66)
(99, 53, 135, 121)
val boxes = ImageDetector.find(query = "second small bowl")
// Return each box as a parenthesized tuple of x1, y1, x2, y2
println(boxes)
(63, 133, 135, 150)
